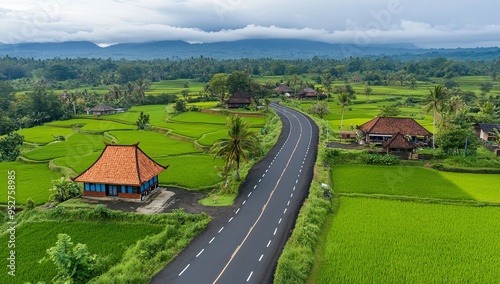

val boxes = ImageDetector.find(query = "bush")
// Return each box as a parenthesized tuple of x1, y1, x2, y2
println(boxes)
(365, 154, 400, 165)
(25, 198, 35, 210)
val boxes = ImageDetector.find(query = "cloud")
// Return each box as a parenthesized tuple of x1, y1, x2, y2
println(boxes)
(0, 0, 499, 48)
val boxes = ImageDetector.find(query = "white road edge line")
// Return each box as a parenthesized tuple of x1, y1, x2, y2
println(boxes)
(284, 208, 287, 214)
(274, 228, 277, 235)
(229, 217, 233, 223)
(235, 208, 240, 214)
(243, 200, 246, 205)
(259, 254, 264, 261)
(218, 227, 224, 233)
(279, 218, 282, 224)
(248, 192, 252, 197)
(267, 240, 271, 247)
(209, 237, 215, 244)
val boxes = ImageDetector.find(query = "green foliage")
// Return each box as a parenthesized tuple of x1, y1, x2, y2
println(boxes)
(174, 99, 187, 113)
(378, 104, 401, 117)
(307, 101, 330, 118)
(25, 198, 35, 210)
(365, 153, 400, 165)
(39, 233, 104, 284)
(211, 116, 261, 183)
(136, 111, 150, 130)
(49, 177, 81, 203)
(316, 197, 500, 283)
(0, 132, 24, 161)
(436, 125, 482, 156)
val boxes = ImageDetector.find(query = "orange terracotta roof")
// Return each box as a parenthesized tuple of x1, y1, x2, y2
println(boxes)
(358, 117, 431, 136)
(74, 143, 167, 186)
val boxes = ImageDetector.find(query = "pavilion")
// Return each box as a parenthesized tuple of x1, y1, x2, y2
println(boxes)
(73, 143, 168, 201)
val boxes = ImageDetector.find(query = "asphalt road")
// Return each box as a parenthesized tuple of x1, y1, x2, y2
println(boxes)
(151, 103, 318, 284)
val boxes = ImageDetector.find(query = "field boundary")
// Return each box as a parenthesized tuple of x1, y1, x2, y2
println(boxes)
(337, 192, 500, 207)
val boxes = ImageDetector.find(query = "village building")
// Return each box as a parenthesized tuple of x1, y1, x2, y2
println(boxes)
(296, 87, 320, 100)
(274, 83, 293, 96)
(227, 90, 254, 109)
(475, 123, 500, 143)
(357, 117, 432, 146)
(87, 104, 117, 116)
(73, 143, 168, 201)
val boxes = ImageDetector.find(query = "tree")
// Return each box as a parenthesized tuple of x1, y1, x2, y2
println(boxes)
(40, 233, 103, 284)
(181, 89, 190, 101)
(49, 177, 81, 203)
(226, 71, 250, 94)
(307, 101, 330, 119)
(174, 99, 187, 113)
(0, 132, 24, 161)
(208, 73, 228, 104)
(322, 70, 333, 99)
(364, 86, 372, 100)
(436, 125, 481, 156)
(337, 92, 351, 136)
(211, 116, 260, 183)
(378, 105, 401, 117)
(135, 78, 150, 104)
(136, 111, 150, 130)
(425, 85, 447, 149)
(479, 82, 493, 96)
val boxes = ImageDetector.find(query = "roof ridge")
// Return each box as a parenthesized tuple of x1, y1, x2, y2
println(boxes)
(134, 144, 142, 185)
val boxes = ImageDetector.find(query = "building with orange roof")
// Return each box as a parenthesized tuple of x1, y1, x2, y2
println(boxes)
(357, 117, 432, 146)
(73, 143, 168, 200)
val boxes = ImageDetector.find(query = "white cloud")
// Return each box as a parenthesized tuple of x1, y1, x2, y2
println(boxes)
(0, 0, 499, 47)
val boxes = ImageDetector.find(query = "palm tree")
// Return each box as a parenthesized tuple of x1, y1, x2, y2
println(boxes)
(337, 92, 351, 140)
(135, 78, 150, 104)
(211, 116, 260, 183)
(425, 85, 447, 149)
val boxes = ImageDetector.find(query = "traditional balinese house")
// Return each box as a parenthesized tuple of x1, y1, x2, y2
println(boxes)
(227, 90, 253, 109)
(340, 131, 358, 140)
(357, 117, 432, 145)
(382, 132, 417, 153)
(274, 83, 293, 96)
(73, 143, 168, 201)
(296, 87, 319, 99)
(87, 105, 116, 116)
(475, 123, 500, 143)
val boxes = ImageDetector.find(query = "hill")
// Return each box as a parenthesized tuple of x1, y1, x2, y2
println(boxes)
(0, 39, 498, 60)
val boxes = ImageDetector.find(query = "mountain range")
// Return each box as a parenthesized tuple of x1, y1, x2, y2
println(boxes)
(0, 39, 499, 60)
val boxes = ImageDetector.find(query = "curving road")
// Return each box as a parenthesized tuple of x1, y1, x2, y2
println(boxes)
(151, 103, 318, 284)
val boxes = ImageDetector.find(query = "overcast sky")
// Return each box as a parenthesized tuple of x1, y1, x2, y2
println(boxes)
(1, 0, 499, 47)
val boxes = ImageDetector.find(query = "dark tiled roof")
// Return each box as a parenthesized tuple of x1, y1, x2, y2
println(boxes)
(74, 143, 168, 186)
(478, 123, 500, 133)
(383, 132, 416, 149)
(88, 105, 115, 112)
(358, 117, 431, 136)
(227, 90, 252, 104)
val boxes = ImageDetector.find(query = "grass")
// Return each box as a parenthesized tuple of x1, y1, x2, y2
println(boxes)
(22, 133, 109, 161)
(0, 162, 61, 205)
(169, 112, 266, 127)
(155, 154, 224, 189)
(52, 151, 102, 175)
(0, 221, 164, 284)
(332, 165, 473, 200)
(198, 193, 236, 206)
(439, 171, 500, 202)
(315, 197, 500, 284)
(109, 130, 201, 156)
(46, 119, 136, 132)
(17, 125, 75, 144)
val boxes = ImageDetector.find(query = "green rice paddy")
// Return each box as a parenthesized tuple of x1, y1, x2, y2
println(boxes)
(316, 197, 500, 283)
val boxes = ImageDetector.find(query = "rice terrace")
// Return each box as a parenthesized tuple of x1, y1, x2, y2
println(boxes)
(0, 53, 499, 283)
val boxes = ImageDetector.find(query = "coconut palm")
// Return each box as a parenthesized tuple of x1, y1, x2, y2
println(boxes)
(425, 85, 447, 149)
(337, 92, 351, 139)
(211, 116, 260, 183)
(135, 78, 150, 104)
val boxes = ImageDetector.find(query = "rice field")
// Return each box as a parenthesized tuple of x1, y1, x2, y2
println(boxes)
(0, 221, 164, 284)
(0, 162, 61, 205)
(315, 197, 500, 284)
(45, 118, 136, 132)
(331, 165, 473, 200)
(17, 125, 75, 144)
(439, 171, 500, 202)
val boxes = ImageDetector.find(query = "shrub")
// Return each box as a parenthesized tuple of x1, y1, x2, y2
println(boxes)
(365, 154, 400, 165)
(25, 198, 35, 210)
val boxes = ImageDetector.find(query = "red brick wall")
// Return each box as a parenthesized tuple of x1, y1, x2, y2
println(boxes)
(118, 193, 141, 199)
(83, 191, 106, 197)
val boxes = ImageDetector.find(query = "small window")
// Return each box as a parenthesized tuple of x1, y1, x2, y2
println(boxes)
(128, 186, 133, 194)
(85, 183, 89, 191)
(90, 184, 95, 191)
(121, 186, 126, 193)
